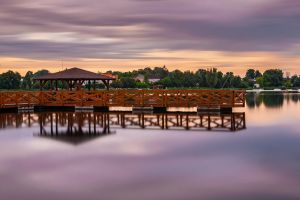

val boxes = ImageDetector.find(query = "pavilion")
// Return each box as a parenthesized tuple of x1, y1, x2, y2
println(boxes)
(34, 67, 116, 90)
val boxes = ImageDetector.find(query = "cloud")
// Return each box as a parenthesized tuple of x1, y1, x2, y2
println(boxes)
(0, 0, 300, 68)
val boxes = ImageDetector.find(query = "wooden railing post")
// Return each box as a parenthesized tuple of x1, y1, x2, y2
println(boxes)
(15, 93, 19, 107)
(232, 90, 235, 107)
(0, 93, 3, 108)
(27, 92, 31, 107)
(81, 90, 84, 106)
(103, 90, 107, 106)
(141, 90, 144, 107)
(242, 91, 246, 107)
(163, 90, 167, 107)
(60, 91, 63, 106)
(39, 91, 44, 105)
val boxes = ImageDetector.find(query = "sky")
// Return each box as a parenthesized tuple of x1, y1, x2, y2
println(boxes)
(1, 0, 300, 75)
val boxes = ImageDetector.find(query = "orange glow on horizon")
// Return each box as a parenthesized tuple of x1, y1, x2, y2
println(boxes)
(1, 50, 300, 76)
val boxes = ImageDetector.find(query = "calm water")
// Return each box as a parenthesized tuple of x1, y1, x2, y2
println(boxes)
(1, 93, 300, 200)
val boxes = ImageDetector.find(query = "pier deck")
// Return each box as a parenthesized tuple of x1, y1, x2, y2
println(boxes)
(0, 89, 245, 110)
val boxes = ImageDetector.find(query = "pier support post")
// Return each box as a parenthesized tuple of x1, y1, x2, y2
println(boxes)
(0, 107, 18, 113)
(93, 106, 109, 112)
(34, 106, 75, 112)
(220, 107, 232, 114)
(132, 107, 167, 113)
(152, 107, 167, 113)
(197, 106, 233, 114)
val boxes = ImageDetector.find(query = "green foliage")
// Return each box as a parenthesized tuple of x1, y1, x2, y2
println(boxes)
(195, 69, 207, 87)
(136, 81, 149, 88)
(0, 71, 22, 89)
(33, 69, 49, 78)
(255, 70, 262, 78)
(0, 66, 293, 90)
(158, 77, 173, 87)
(110, 80, 122, 88)
(111, 77, 137, 88)
(205, 68, 220, 88)
(291, 75, 300, 87)
(21, 71, 34, 89)
(32, 69, 50, 89)
(254, 77, 263, 88)
(284, 79, 292, 88)
(245, 69, 262, 80)
(246, 69, 256, 79)
(263, 69, 283, 87)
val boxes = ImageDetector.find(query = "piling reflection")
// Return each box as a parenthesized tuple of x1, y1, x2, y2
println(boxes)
(37, 112, 112, 145)
(0, 111, 246, 134)
(111, 112, 246, 131)
(0, 111, 246, 145)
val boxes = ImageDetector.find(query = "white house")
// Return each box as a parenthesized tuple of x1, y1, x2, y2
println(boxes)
(134, 74, 145, 82)
(148, 75, 161, 83)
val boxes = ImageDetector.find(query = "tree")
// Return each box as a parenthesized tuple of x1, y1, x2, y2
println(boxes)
(153, 66, 169, 79)
(263, 69, 283, 87)
(168, 70, 185, 87)
(205, 68, 219, 88)
(256, 77, 264, 87)
(222, 72, 234, 88)
(136, 81, 149, 88)
(21, 71, 34, 90)
(110, 80, 122, 88)
(32, 69, 50, 89)
(33, 69, 49, 78)
(0, 71, 22, 89)
(119, 77, 137, 88)
(195, 69, 207, 87)
(182, 71, 197, 87)
(245, 69, 256, 80)
(284, 79, 292, 88)
(159, 77, 173, 88)
(255, 70, 262, 78)
(291, 75, 300, 87)
(231, 76, 244, 88)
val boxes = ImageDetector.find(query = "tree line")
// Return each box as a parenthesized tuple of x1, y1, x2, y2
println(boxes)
(0, 67, 299, 90)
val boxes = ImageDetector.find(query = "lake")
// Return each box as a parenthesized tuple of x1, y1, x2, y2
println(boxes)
(0, 93, 300, 200)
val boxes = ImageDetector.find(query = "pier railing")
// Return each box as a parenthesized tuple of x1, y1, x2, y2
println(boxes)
(0, 89, 245, 108)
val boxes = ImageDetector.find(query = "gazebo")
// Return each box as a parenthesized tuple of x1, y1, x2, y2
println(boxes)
(34, 67, 116, 90)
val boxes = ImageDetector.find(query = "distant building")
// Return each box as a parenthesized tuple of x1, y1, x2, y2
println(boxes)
(134, 74, 145, 82)
(254, 83, 260, 88)
(148, 75, 161, 83)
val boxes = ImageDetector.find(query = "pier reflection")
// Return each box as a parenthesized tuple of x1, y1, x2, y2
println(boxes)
(37, 112, 112, 145)
(0, 111, 246, 144)
(0, 111, 246, 132)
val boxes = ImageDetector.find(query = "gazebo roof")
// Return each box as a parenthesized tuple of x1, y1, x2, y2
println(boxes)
(34, 67, 116, 80)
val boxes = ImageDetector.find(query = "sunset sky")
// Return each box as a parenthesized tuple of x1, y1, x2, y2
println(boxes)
(1, 0, 300, 75)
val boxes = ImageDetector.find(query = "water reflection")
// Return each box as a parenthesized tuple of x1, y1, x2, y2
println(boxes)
(246, 92, 300, 108)
(2, 94, 300, 200)
(0, 111, 246, 143)
(37, 112, 112, 145)
(286, 93, 300, 103)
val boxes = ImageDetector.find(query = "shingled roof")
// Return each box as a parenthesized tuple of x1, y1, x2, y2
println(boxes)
(34, 67, 116, 80)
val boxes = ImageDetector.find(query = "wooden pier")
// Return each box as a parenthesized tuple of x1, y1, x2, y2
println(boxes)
(0, 89, 245, 111)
